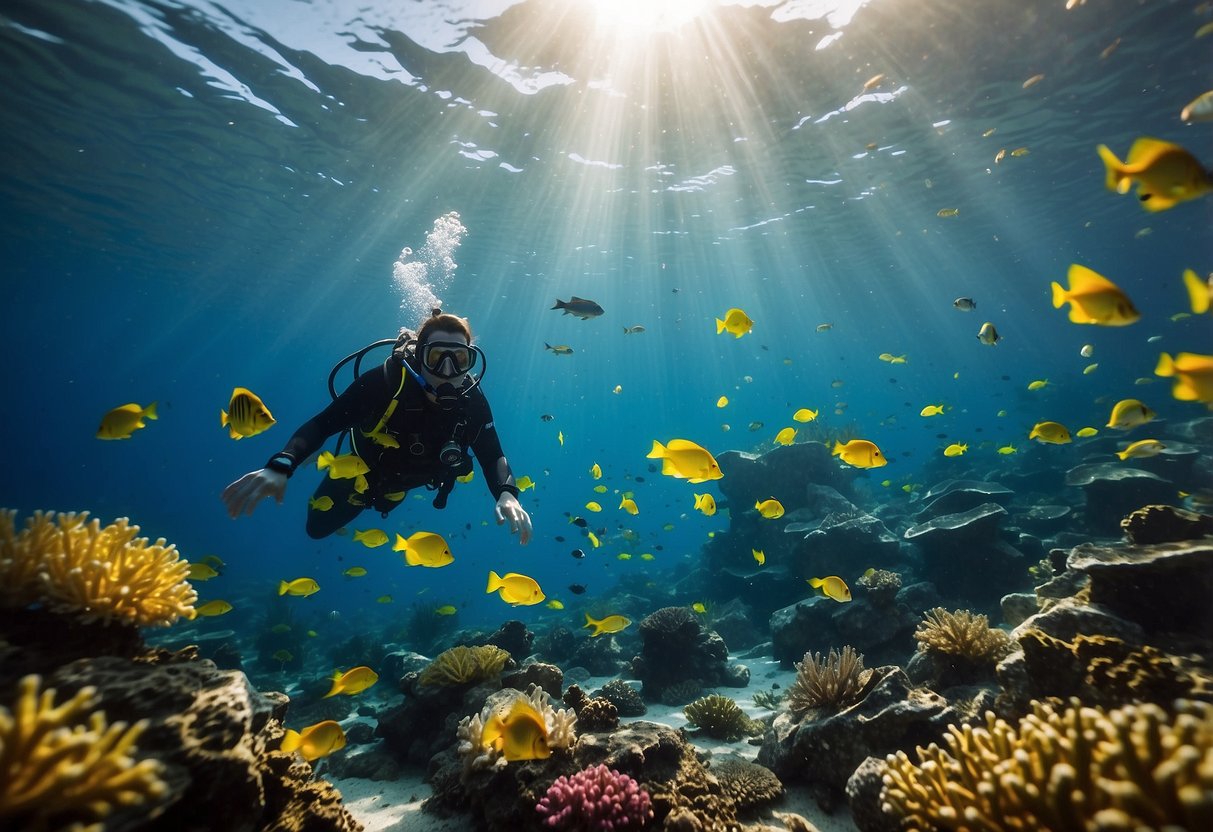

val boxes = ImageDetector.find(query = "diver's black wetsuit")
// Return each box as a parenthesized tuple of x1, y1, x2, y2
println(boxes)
(269, 359, 519, 539)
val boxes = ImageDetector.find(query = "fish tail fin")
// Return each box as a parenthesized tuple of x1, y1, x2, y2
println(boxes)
(220, 409, 229, 427)
(715, 318, 726, 334)
(1183, 269, 1210, 315)
(551, 299, 565, 311)
(281, 729, 302, 753)
(317, 451, 332, 470)
(646, 440, 666, 459)
(1154, 353, 1175, 378)
(1050, 281, 1068, 309)
(277, 580, 288, 596)
(487, 570, 503, 594)
(583, 612, 601, 636)
(808, 577, 823, 589)
(832, 441, 844, 457)
(392, 533, 408, 552)
(1096, 144, 1130, 193)
(323, 679, 342, 699)
(144, 402, 159, 420)
(1116, 448, 1129, 461)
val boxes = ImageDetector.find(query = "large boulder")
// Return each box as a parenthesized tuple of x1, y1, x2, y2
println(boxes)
(1063, 462, 1174, 535)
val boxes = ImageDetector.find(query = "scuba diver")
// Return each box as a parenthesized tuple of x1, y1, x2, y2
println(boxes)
(221, 309, 532, 544)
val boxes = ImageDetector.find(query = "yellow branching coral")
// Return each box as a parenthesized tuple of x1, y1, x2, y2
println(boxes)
(914, 607, 1012, 663)
(418, 644, 511, 687)
(0, 675, 167, 831)
(0, 510, 196, 627)
(787, 646, 873, 715)
(880, 698, 1213, 831)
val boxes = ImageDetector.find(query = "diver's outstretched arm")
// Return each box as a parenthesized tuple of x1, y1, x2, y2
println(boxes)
(494, 491, 532, 546)
(222, 468, 287, 518)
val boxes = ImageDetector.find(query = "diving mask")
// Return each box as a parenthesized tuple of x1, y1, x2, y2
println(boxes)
(420, 340, 478, 378)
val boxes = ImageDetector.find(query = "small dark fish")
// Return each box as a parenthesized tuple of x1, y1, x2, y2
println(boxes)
(647, 463, 658, 473)
(1001, 375, 1011, 381)
(655, 545, 664, 551)
(571, 548, 586, 559)
(672, 287, 680, 294)
(571, 517, 588, 528)
(541, 414, 555, 422)
(551, 297, 604, 320)
(953, 297, 977, 311)
(465, 523, 471, 530)
(569, 584, 587, 595)
(748, 421, 764, 431)
(634, 476, 645, 483)
(554, 535, 566, 542)
(936, 433, 948, 439)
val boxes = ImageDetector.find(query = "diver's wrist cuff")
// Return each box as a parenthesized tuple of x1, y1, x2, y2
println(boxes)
(265, 454, 296, 477)
(497, 484, 521, 499)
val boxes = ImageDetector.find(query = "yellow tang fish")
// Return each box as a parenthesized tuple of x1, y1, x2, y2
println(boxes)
(1096, 137, 1212, 212)
(187, 562, 219, 581)
(588, 531, 600, 548)
(278, 577, 320, 597)
(487, 570, 545, 606)
(647, 439, 723, 483)
(97, 401, 158, 440)
(1051, 264, 1140, 326)
(282, 720, 346, 762)
(376, 595, 393, 604)
(193, 600, 232, 617)
(1028, 379, 1051, 391)
(943, 443, 968, 457)
(1029, 421, 1072, 444)
(1117, 439, 1166, 461)
(715, 307, 754, 338)
(878, 353, 908, 363)
(1183, 269, 1212, 314)
(774, 427, 796, 446)
(324, 666, 379, 698)
(1076, 427, 1099, 438)
(693, 493, 717, 516)
(617, 553, 632, 561)
(619, 496, 639, 515)
(545, 600, 564, 610)
(593, 484, 607, 493)
(221, 387, 275, 440)
(394, 531, 454, 568)
(1106, 398, 1155, 430)
(752, 549, 766, 566)
(516, 475, 536, 492)
(309, 496, 334, 512)
(317, 451, 370, 479)
(1083, 363, 1099, 375)
(997, 444, 1017, 455)
(976, 322, 1000, 345)
(558, 430, 564, 446)
(201, 554, 225, 570)
(793, 408, 818, 422)
(717, 396, 729, 408)
(590, 463, 602, 480)
(435, 604, 457, 615)
(920, 405, 945, 417)
(833, 439, 888, 469)
(640, 553, 654, 561)
(755, 499, 785, 519)
(343, 567, 367, 577)
(1155, 352, 1213, 403)
(691, 602, 708, 614)
(808, 575, 852, 603)
(456, 470, 475, 483)
(1010, 147, 1030, 157)
(584, 612, 632, 637)
(481, 699, 551, 762)
(585, 501, 602, 512)
(352, 529, 389, 548)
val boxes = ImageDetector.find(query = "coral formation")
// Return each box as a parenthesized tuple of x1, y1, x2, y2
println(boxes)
(914, 607, 1012, 663)
(535, 764, 653, 831)
(577, 698, 619, 733)
(854, 568, 902, 605)
(419, 644, 512, 688)
(0, 674, 167, 830)
(1120, 504, 1213, 544)
(0, 510, 196, 627)
(562, 683, 589, 714)
(879, 698, 1213, 831)
(709, 757, 783, 811)
(633, 606, 734, 702)
(683, 694, 759, 741)
(594, 679, 647, 717)
(751, 689, 784, 710)
(786, 646, 872, 715)
(456, 685, 577, 775)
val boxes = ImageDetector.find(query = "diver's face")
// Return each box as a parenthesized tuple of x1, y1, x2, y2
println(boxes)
(420, 328, 471, 386)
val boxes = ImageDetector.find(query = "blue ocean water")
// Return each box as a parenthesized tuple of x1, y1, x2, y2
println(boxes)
(1, 0, 1209, 641)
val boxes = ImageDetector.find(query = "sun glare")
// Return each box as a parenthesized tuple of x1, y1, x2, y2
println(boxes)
(583, 0, 716, 36)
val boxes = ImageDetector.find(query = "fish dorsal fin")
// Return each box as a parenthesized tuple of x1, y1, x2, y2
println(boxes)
(665, 439, 703, 452)
(1126, 137, 1175, 167)
(1067, 264, 1119, 295)
(569, 296, 587, 303)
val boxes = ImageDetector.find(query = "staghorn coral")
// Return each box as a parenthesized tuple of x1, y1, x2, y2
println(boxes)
(535, 764, 653, 831)
(710, 757, 783, 811)
(683, 694, 759, 741)
(879, 698, 1213, 831)
(0, 510, 196, 628)
(914, 607, 1012, 663)
(0, 674, 167, 830)
(418, 644, 511, 688)
(786, 646, 872, 715)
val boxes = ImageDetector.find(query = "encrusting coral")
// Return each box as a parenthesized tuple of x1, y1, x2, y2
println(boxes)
(879, 698, 1213, 831)
(683, 694, 759, 741)
(914, 607, 1012, 663)
(0, 509, 196, 627)
(0, 674, 168, 830)
(710, 757, 783, 812)
(418, 644, 511, 688)
(786, 646, 872, 715)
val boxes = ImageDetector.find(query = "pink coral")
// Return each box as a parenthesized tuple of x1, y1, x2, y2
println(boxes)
(535, 764, 654, 831)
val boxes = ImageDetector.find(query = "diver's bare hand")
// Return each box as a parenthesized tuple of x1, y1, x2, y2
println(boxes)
(494, 492, 532, 545)
(222, 468, 287, 518)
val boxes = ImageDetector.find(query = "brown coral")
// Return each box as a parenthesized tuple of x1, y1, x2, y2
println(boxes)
(786, 646, 872, 715)
(0, 510, 196, 627)
(683, 694, 759, 741)
(880, 698, 1213, 831)
(577, 698, 619, 732)
(1120, 504, 1213, 544)
(418, 644, 511, 687)
(710, 757, 782, 811)
(914, 607, 1012, 663)
(0, 674, 167, 830)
